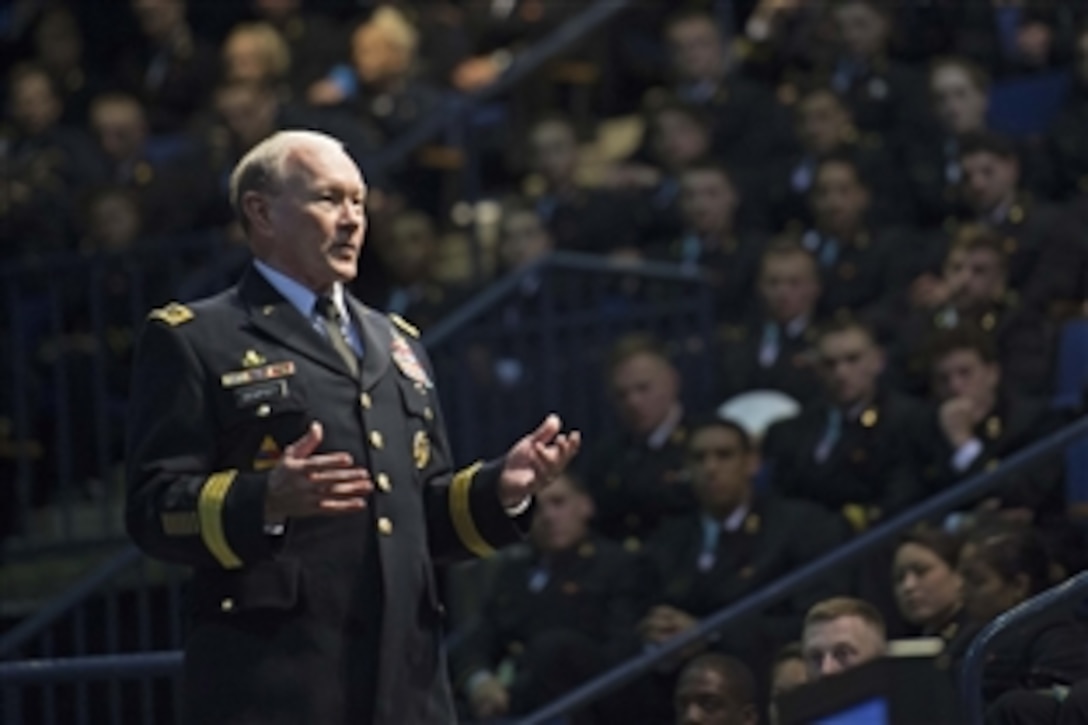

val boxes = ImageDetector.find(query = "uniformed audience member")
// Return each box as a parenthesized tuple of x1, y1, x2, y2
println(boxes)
(583, 334, 694, 549)
(801, 596, 887, 681)
(719, 240, 824, 406)
(453, 474, 642, 724)
(674, 653, 759, 725)
(891, 526, 973, 650)
(640, 417, 846, 709)
(221, 22, 292, 90)
(250, 0, 346, 100)
(917, 326, 1066, 522)
(124, 129, 580, 725)
(768, 642, 809, 725)
(762, 318, 926, 532)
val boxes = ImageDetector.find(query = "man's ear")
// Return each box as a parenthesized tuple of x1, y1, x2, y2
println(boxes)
(241, 191, 272, 235)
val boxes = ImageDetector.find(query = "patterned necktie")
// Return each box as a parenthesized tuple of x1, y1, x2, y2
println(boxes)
(314, 295, 359, 377)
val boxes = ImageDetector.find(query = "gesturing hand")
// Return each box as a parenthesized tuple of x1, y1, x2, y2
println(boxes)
(264, 422, 373, 523)
(498, 414, 581, 509)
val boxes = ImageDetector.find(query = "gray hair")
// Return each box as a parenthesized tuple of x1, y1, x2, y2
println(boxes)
(228, 129, 345, 233)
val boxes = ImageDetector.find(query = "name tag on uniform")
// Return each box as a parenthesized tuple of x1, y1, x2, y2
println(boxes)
(221, 361, 296, 388)
(233, 380, 288, 407)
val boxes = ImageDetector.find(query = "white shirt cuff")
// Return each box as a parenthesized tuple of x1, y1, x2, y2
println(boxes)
(504, 496, 532, 517)
(951, 438, 984, 472)
(264, 522, 286, 536)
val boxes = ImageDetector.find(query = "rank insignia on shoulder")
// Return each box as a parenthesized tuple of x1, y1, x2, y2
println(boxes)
(389, 313, 419, 338)
(242, 349, 266, 368)
(221, 361, 296, 388)
(148, 302, 194, 327)
(392, 336, 432, 388)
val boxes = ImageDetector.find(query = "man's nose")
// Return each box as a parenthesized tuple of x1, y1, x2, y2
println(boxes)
(820, 655, 842, 676)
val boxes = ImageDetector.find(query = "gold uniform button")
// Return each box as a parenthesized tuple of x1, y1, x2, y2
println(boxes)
(369, 430, 383, 449)
(360, 392, 372, 409)
(376, 473, 391, 492)
(220, 598, 235, 613)
(378, 517, 393, 535)
(256, 404, 271, 417)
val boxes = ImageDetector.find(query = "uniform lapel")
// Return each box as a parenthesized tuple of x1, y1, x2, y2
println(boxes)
(238, 266, 355, 378)
(347, 296, 391, 391)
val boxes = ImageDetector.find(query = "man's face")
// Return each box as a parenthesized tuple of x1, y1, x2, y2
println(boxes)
(224, 32, 271, 84)
(352, 24, 410, 85)
(258, 141, 368, 292)
(833, 2, 888, 60)
(131, 0, 184, 40)
(530, 120, 578, 186)
(688, 426, 754, 516)
(943, 248, 1006, 310)
(91, 100, 147, 162)
(818, 329, 883, 406)
(961, 152, 1018, 214)
(653, 109, 710, 169)
(667, 18, 724, 84)
(812, 162, 869, 236)
(531, 477, 591, 552)
(11, 72, 61, 135)
(500, 210, 553, 271)
(610, 353, 679, 437)
(759, 253, 821, 323)
(216, 85, 278, 148)
(798, 92, 849, 155)
(932, 349, 999, 405)
(680, 169, 737, 235)
(674, 667, 753, 725)
(802, 615, 884, 680)
(931, 65, 988, 136)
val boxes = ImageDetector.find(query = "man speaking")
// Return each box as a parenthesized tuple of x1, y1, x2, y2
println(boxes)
(125, 130, 580, 724)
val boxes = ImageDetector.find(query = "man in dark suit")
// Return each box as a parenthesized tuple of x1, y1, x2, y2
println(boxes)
(639, 417, 847, 716)
(124, 129, 580, 725)
(762, 318, 926, 533)
(452, 474, 642, 724)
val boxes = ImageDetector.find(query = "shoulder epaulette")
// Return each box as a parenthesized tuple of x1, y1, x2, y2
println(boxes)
(148, 302, 194, 327)
(389, 313, 419, 339)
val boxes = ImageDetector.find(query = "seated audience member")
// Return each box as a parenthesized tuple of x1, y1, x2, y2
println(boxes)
(351, 208, 450, 331)
(221, 22, 292, 89)
(892, 527, 973, 649)
(525, 114, 641, 254)
(309, 7, 441, 146)
(452, 474, 641, 724)
(769, 643, 809, 725)
(895, 224, 1055, 398)
(801, 597, 887, 681)
(957, 131, 1085, 317)
(662, 10, 795, 177)
(251, 0, 345, 99)
(820, 0, 928, 147)
(772, 85, 907, 229)
(28, 5, 104, 125)
(1047, 24, 1088, 201)
(89, 92, 216, 236)
(954, 1, 1072, 78)
(904, 56, 992, 226)
(956, 524, 1088, 715)
(649, 160, 766, 324)
(917, 326, 1066, 522)
(719, 241, 825, 406)
(640, 418, 846, 695)
(800, 153, 915, 324)
(763, 318, 925, 532)
(583, 335, 695, 549)
(120, 0, 218, 133)
(674, 654, 759, 725)
(1, 63, 105, 257)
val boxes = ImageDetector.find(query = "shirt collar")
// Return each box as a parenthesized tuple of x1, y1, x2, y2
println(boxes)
(702, 502, 751, 535)
(254, 260, 348, 322)
(646, 403, 683, 450)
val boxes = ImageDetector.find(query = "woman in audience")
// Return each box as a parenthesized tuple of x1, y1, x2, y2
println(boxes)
(892, 526, 972, 650)
(956, 523, 1088, 712)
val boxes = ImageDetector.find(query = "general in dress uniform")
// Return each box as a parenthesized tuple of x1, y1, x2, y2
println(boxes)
(125, 130, 579, 725)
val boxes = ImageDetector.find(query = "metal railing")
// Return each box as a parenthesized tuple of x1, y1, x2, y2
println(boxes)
(517, 413, 1088, 724)
(960, 570, 1088, 723)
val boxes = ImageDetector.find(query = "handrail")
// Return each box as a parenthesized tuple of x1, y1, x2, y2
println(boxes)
(0, 651, 182, 684)
(363, 0, 633, 171)
(959, 570, 1088, 723)
(0, 546, 141, 660)
(422, 251, 707, 348)
(518, 413, 1088, 724)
